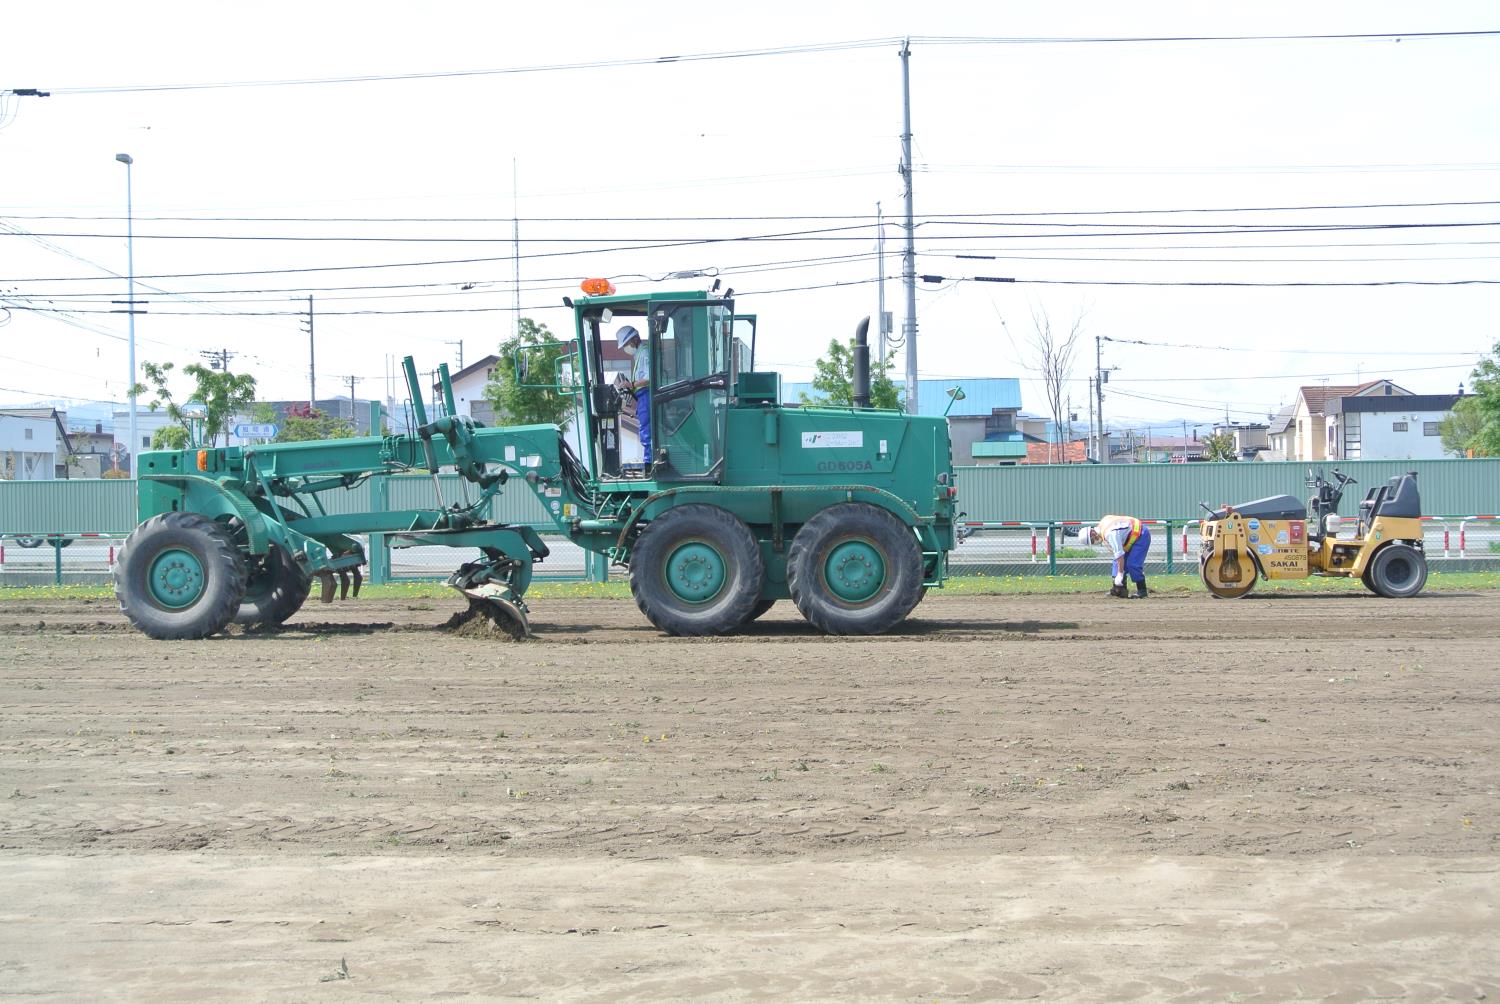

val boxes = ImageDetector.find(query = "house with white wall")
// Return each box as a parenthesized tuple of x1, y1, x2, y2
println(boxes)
(1327, 390, 1466, 460)
(0, 411, 62, 480)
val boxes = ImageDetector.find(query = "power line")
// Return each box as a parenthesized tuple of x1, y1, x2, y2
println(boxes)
(8, 219, 1499, 243)
(7, 198, 1500, 223)
(19, 30, 1498, 96)
(1100, 336, 1482, 357)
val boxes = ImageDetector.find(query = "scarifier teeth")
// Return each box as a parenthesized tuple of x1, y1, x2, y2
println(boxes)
(317, 571, 336, 604)
(338, 570, 351, 600)
(352, 567, 363, 597)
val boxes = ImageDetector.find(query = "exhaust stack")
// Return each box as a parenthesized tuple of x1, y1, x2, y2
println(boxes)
(852, 317, 871, 409)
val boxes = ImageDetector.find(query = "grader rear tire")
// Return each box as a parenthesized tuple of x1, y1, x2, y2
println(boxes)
(1365, 543, 1428, 598)
(630, 505, 765, 636)
(234, 544, 312, 626)
(788, 503, 924, 635)
(114, 513, 248, 640)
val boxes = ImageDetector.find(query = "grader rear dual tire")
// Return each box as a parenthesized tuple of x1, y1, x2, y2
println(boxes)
(114, 512, 248, 640)
(235, 544, 312, 626)
(630, 505, 765, 636)
(788, 503, 924, 635)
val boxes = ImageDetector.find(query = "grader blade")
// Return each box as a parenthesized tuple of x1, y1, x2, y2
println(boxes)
(449, 583, 531, 640)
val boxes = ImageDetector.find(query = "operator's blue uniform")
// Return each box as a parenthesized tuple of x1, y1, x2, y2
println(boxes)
(630, 343, 652, 464)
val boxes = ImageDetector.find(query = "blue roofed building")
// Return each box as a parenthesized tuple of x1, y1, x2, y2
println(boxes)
(782, 377, 1028, 465)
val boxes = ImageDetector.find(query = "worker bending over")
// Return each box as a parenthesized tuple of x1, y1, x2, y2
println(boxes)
(1086, 515, 1151, 599)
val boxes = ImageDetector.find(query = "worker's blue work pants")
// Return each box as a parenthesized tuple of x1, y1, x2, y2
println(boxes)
(1115, 526, 1151, 584)
(636, 392, 652, 464)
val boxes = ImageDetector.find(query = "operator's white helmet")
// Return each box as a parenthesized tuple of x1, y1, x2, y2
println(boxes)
(616, 325, 641, 348)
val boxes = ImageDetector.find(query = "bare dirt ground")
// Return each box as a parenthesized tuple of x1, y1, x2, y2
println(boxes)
(1, 590, 1497, 1001)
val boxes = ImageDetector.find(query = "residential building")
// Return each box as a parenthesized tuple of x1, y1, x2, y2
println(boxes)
(1213, 421, 1270, 461)
(1022, 439, 1089, 464)
(1327, 390, 1467, 461)
(433, 355, 502, 423)
(0, 408, 72, 477)
(1263, 405, 1295, 461)
(1112, 433, 1207, 464)
(66, 424, 119, 478)
(255, 399, 380, 436)
(0, 410, 63, 480)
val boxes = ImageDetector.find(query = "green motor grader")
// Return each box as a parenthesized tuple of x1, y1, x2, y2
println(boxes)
(114, 280, 958, 640)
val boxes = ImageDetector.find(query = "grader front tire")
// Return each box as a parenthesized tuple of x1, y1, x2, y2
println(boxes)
(630, 505, 765, 636)
(114, 513, 248, 640)
(788, 503, 924, 635)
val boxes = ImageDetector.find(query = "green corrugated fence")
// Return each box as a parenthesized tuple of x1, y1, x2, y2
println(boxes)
(952, 458, 1499, 523)
(1, 458, 1495, 534)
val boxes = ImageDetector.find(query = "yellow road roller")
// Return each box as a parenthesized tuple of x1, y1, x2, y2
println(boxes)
(1198, 468, 1428, 599)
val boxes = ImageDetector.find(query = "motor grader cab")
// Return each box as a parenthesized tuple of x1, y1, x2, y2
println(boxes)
(112, 279, 956, 641)
(1198, 468, 1428, 599)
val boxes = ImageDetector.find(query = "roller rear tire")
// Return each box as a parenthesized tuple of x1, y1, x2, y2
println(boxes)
(1365, 543, 1427, 598)
(114, 512, 247, 640)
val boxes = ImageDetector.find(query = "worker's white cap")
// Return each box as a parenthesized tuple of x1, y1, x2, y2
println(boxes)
(615, 325, 641, 348)
(1083, 523, 1101, 543)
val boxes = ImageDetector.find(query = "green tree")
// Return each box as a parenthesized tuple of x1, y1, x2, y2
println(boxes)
(151, 425, 190, 450)
(482, 318, 575, 428)
(1201, 429, 1237, 462)
(135, 360, 257, 448)
(254, 401, 356, 443)
(1439, 396, 1486, 457)
(801, 338, 903, 410)
(1447, 341, 1500, 457)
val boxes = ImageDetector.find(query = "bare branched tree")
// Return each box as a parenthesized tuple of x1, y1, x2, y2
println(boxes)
(1026, 305, 1086, 463)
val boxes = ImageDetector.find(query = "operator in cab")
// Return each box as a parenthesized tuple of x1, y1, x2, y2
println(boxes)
(615, 325, 652, 465)
(1086, 515, 1151, 599)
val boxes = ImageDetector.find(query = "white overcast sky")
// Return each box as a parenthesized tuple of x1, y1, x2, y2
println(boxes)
(2, 0, 1497, 433)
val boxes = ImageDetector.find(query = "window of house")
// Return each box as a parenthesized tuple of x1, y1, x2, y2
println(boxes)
(23, 428, 33, 440)
(984, 412, 1014, 436)
(1424, 421, 1440, 436)
(142, 436, 151, 448)
(1392, 421, 1408, 433)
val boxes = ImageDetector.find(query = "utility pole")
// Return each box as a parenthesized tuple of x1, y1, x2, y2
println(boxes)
(512, 158, 522, 342)
(899, 39, 919, 414)
(1087, 377, 1096, 461)
(301, 295, 315, 409)
(1095, 334, 1108, 464)
(199, 348, 235, 371)
(876, 201, 886, 364)
(445, 340, 464, 371)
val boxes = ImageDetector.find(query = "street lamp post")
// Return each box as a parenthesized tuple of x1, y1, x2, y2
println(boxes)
(115, 153, 137, 476)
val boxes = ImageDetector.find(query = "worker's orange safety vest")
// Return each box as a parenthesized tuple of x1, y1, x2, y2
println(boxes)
(1099, 515, 1144, 552)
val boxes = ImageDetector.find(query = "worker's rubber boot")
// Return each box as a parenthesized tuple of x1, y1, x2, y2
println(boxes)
(1134, 581, 1149, 599)
(1110, 582, 1129, 599)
